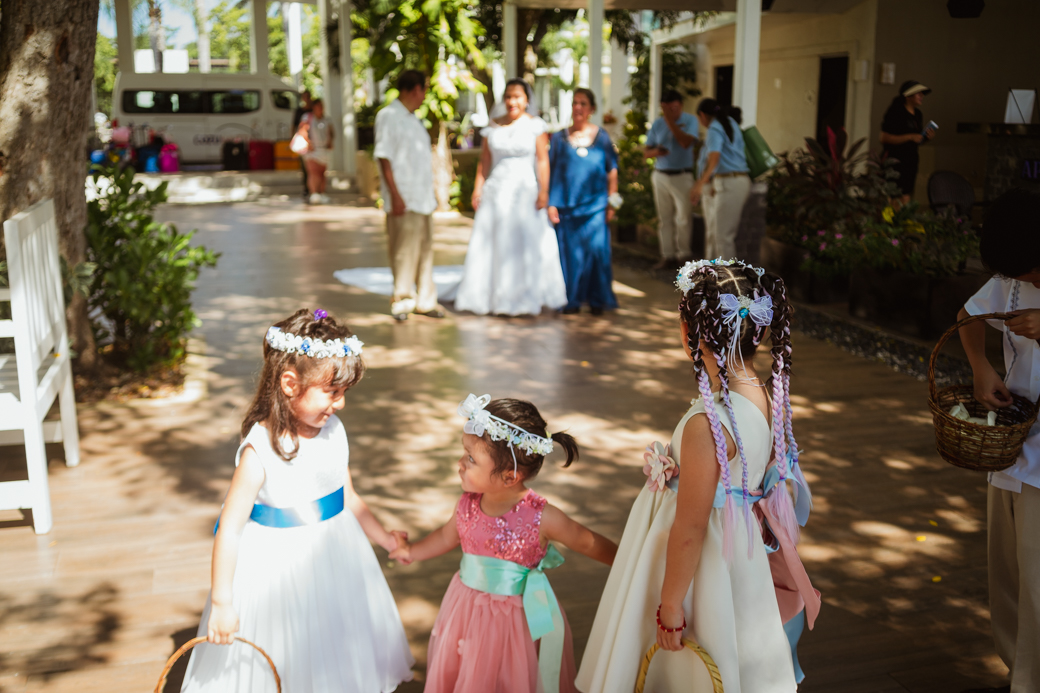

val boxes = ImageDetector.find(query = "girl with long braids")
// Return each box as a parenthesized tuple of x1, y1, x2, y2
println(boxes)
(577, 260, 819, 693)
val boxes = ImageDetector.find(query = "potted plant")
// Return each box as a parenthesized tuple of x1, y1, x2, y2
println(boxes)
(763, 128, 898, 303)
(849, 203, 985, 338)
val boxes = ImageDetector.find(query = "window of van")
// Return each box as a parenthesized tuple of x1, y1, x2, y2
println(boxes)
(271, 91, 297, 110)
(122, 90, 260, 115)
(124, 90, 205, 114)
(211, 90, 260, 114)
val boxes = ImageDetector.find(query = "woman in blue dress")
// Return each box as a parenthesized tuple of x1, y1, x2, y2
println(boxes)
(548, 88, 619, 315)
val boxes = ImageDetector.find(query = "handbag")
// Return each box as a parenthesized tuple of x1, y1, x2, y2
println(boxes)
(289, 131, 309, 156)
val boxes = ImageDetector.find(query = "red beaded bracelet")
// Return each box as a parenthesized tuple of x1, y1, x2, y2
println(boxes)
(656, 605, 686, 633)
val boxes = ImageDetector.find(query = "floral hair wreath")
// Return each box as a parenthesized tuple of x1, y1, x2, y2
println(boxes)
(458, 394, 555, 476)
(266, 326, 364, 359)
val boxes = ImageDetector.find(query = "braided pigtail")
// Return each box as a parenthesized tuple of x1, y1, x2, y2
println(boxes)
(697, 364, 737, 563)
(714, 351, 756, 558)
(760, 272, 800, 541)
(683, 272, 739, 563)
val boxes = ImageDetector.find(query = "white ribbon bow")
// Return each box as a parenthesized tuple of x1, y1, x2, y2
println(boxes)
(458, 393, 492, 436)
(719, 293, 773, 363)
(720, 293, 773, 328)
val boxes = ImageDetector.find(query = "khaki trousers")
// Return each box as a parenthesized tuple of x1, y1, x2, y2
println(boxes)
(651, 171, 694, 260)
(704, 174, 751, 261)
(386, 212, 437, 314)
(989, 483, 1040, 692)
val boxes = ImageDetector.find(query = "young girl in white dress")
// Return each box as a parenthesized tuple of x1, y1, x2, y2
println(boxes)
(452, 79, 568, 316)
(180, 309, 414, 693)
(576, 260, 819, 693)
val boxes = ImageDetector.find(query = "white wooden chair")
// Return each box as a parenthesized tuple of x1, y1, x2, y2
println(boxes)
(0, 199, 81, 534)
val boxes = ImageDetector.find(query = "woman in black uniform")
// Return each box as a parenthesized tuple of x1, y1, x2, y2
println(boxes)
(880, 80, 936, 204)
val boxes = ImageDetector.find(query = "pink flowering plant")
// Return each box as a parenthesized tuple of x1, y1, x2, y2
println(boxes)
(643, 441, 679, 492)
(766, 127, 898, 277)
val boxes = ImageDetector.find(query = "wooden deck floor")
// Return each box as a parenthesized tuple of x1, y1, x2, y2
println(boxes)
(0, 200, 1008, 692)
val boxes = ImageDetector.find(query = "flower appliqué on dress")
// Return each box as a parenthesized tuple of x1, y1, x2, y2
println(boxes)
(643, 441, 679, 492)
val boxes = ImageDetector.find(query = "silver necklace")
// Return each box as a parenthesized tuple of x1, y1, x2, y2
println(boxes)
(569, 126, 595, 157)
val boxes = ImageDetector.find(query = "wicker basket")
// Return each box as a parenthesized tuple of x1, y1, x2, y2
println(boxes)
(635, 638, 724, 693)
(153, 636, 281, 693)
(929, 312, 1040, 472)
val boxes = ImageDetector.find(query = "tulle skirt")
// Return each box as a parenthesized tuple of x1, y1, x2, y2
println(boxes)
(180, 511, 414, 693)
(425, 572, 579, 693)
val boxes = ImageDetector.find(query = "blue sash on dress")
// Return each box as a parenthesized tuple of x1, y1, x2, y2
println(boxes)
(214, 486, 345, 534)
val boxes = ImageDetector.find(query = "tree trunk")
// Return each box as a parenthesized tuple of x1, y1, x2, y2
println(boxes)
(0, 0, 100, 370)
(432, 122, 454, 213)
(147, 0, 165, 72)
(195, 0, 211, 73)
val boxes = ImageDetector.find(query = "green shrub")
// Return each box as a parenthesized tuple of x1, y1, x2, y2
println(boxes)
(86, 166, 219, 371)
(766, 129, 899, 277)
(860, 202, 979, 277)
(615, 109, 656, 232)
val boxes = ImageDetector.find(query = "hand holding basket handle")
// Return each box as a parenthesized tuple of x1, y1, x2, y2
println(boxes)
(929, 312, 1040, 472)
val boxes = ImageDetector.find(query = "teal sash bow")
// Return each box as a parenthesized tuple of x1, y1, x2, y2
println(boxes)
(459, 545, 566, 693)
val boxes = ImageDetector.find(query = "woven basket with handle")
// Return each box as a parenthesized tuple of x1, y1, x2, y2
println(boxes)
(153, 636, 281, 693)
(635, 638, 724, 693)
(929, 312, 1040, 472)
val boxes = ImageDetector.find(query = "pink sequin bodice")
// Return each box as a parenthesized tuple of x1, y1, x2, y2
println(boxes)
(456, 491, 549, 569)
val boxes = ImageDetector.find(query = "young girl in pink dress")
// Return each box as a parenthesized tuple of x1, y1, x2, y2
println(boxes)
(390, 395, 618, 693)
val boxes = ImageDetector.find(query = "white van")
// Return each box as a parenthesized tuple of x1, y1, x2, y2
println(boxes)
(112, 72, 299, 164)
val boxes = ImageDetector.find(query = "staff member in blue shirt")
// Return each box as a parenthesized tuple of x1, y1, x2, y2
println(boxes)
(644, 90, 699, 270)
(690, 98, 750, 262)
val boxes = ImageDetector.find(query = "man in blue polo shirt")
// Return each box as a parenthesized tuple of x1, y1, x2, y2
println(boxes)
(644, 90, 699, 270)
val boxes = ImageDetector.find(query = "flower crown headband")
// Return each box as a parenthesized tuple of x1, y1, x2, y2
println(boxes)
(265, 310, 364, 359)
(458, 394, 555, 476)
(675, 258, 774, 364)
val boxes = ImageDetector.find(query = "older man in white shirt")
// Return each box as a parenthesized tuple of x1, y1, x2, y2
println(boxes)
(374, 69, 442, 321)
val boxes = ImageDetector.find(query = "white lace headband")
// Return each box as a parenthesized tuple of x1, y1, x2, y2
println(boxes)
(266, 326, 364, 359)
(675, 257, 766, 295)
(458, 394, 555, 476)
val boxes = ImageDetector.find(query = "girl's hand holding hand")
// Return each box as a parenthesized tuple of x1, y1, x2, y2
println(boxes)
(389, 532, 413, 564)
(655, 602, 685, 651)
(207, 602, 240, 645)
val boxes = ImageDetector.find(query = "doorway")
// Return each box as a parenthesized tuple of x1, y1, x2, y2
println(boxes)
(815, 55, 849, 144)
(715, 65, 734, 108)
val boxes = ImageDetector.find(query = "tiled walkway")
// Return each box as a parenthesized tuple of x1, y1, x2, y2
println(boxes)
(0, 199, 1008, 691)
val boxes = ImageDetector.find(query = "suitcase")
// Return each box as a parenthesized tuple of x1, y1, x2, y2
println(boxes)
(159, 143, 180, 173)
(249, 140, 275, 170)
(274, 140, 298, 170)
(222, 139, 250, 171)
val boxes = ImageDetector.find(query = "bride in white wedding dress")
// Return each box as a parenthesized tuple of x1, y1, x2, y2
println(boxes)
(452, 79, 568, 316)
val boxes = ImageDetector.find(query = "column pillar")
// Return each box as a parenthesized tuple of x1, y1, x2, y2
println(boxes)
(587, 0, 604, 126)
(503, 2, 518, 80)
(733, 0, 761, 126)
(648, 41, 663, 125)
(250, 0, 269, 75)
(319, 0, 344, 173)
(114, 0, 135, 76)
(338, 0, 356, 176)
